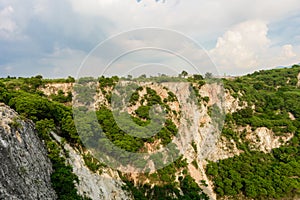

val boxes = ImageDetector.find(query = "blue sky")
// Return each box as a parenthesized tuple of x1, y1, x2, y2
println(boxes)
(0, 0, 300, 78)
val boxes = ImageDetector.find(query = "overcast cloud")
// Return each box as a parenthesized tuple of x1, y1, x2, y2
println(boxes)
(0, 0, 300, 77)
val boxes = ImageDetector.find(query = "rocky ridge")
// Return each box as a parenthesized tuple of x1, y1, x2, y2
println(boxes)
(35, 80, 295, 200)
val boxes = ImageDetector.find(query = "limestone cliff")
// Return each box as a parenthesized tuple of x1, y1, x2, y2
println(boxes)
(39, 80, 295, 200)
(51, 132, 132, 200)
(0, 103, 57, 200)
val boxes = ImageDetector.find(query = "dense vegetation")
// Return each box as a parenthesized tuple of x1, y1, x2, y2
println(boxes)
(206, 143, 300, 199)
(122, 156, 209, 200)
(1, 66, 300, 199)
(0, 75, 203, 199)
(207, 65, 300, 199)
(0, 76, 88, 199)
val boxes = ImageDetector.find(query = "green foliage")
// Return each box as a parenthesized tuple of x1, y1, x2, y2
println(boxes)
(98, 85, 179, 148)
(98, 76, 119, 88)
(2, 76, 44, 93)
(180, 175, 209, 200)
(96, 106, 178, 151)
(193, 74, 203, 80)
(78, 77, 96, 84)
(124, 180, 180, 200)
(210, 66, 300, 199)
(24, 75, 44, 90)
(2, 66, 300, 200)
(129, 75, 186, 83)
(97, 76, 119, 103)
(66, 76, 76, 83)
(9, 93, 55, 122)
(191, 141, 197, 153)
(96, 107, 144, 152)
(73, 84, 95, 104)
(0, 81, 11, 104)
(181, 70, 188, 77)
(207, 146, 300, 199)
(36, 119, 55, 140)
(129, 91, 140, 105)
(135, 105, 150, 120)
(144, 87, 162, 106)
(50, 90, 72, 103)
(42, 76, 75, 84)
(202, 96, 209, 103)
(157, 119, 178, 145)
(167, 91, 177, 102)
(205, 72, 213, 79)
(36, 119, 89, 200)
(191, 160, 199, 169)
(6, 90, 81, 145)
(61, 114, 81, 144)
(223, 66, 300, 135)
(83, 153, 105, 174)
(123, 157, 208, 200)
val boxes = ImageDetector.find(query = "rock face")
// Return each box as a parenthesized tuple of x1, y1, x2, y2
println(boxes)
(224, 90, 247, 113)
(246, 127, 293, 153)
(66, 144, 131, 200)
(51, 132, 132, 200)
(0, 103, 56, 200)
(40, 83, 73, 96)
(36, 81, 295, 200)
(161, 82, 225, 200)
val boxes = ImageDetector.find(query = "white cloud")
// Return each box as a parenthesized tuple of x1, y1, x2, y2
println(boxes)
(0, 6, 17, 39)
(67, 0, 300, 37)
(209, 20, 270, 73)
(274, 44, 299, 68)
(280, 44, 296, 58)
(1, 0, 300, 77)
(209, 20, 299, 75)
(74, 29, 213, 77)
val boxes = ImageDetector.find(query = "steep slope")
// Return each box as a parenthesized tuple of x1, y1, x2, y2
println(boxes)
(160, 82, 224, 200)
(51, 132, 132, 200)
(1, 65, 299, 200)
(0, 103, 57, 200)
(206, 66, 300, 199)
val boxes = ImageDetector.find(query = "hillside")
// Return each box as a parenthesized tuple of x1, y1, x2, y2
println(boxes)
(0, 65, 300, 200)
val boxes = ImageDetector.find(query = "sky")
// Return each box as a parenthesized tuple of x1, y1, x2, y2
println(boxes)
(0, 0, 300, 78)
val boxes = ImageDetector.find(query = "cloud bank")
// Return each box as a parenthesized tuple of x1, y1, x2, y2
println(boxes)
(0, 0, 300, 77)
